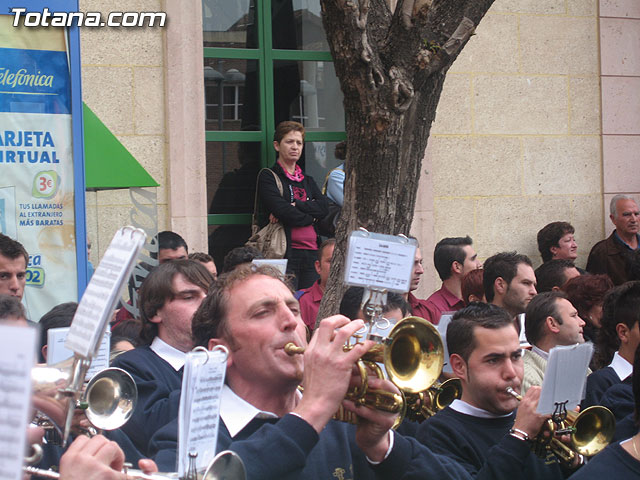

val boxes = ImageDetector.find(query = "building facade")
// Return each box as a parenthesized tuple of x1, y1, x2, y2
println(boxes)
(81, 0, 640, 296)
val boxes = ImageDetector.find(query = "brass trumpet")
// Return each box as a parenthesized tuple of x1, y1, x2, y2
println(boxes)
(24, 449, 246, 480)
(505, 387, 615, 464)
(405, 378, 463, 422)
(285, 316, 444, 423)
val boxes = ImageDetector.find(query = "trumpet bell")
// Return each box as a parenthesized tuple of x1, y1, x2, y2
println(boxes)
(384, 316, 443, 394)
(435, 378, 463, 411)
(570, 406, 616, 457)
(84, 367, 138, 430)
(203, 450, 247, 480)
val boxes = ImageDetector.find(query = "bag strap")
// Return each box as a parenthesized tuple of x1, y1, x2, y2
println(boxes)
(252, 168, 284, 230)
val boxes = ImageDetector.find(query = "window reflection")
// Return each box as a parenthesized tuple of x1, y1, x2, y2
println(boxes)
(204, 59, 260, 131)
(207, 141, 261, 267)
(272, 0, 329, 50)
(202, 0, 258, 48)
(273, 61, 344, 131)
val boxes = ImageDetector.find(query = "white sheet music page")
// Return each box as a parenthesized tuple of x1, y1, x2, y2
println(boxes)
(437, 313, 455, 374)
(252, 259, 288, 275)
(0, 325, 36, 480)
(344, 232, 417, 293)
(65, 227, 146, 358)
(178, 348, 227, 477)
(47, 326, 111, 380)
(537, 342, 593, 414)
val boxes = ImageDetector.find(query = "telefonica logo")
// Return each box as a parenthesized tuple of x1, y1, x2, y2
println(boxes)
(0, 68, 54, 88)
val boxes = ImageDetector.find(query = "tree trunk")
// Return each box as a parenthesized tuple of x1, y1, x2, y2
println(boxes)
(316, 0, 495, 326)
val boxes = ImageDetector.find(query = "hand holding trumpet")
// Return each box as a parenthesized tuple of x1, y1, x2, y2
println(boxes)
(510, 386, 549, 440)
(292, 316, 374, 433)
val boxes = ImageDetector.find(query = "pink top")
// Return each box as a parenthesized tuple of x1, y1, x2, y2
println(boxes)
(291, 225, 318, 250)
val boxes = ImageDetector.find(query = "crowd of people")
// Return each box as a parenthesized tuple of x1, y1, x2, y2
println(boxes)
(1, 122, 640, 479)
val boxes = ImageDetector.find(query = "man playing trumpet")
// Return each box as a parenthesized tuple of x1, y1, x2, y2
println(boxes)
(149, 264, 470, 480)
(415, 302, 576, 479)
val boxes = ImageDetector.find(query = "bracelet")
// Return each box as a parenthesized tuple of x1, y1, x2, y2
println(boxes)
(509, 428, 530, 442)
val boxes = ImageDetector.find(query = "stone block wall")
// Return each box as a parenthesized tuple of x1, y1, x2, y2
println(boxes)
(413, 0, 604, 296)
(599, 0, 640, 237)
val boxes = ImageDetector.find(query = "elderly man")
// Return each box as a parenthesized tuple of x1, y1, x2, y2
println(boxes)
(587, 195, 640, 285)
(0, 233, 28, 300)
(149, 265, 471, 480)
(522, 291, 586, 393)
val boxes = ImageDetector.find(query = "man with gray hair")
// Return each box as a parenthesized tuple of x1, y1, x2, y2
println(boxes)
(587, 194, 640, 285)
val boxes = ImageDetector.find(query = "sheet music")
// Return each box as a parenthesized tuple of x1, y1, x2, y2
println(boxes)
(47, 326, 111, 379)
(537, 342, 593, 414)
(252, 259, 288, 275)
(0, 325, 36, 480)
(517, 313, 530, 348)
(436, 313, 455, 374)
(66, 227, 146, 358)
(344, 232, 417, 293)
(178, 348, 227, 477)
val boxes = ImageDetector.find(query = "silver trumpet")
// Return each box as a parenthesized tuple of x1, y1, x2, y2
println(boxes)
(24, 449, 246, 480)
(31, 358, 138, 444)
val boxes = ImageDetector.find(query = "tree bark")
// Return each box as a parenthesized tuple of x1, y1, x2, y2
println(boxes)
(316, 0, 495, 326)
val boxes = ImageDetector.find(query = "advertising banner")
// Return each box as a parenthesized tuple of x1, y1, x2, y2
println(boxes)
(0, 9, 85, 322)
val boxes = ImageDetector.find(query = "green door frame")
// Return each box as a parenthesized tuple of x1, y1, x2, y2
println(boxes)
(205, 0, 346, 227)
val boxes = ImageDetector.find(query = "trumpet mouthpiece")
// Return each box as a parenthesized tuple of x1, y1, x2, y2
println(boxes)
(506, 387, 522, 401)
(284, 343, 305, 355)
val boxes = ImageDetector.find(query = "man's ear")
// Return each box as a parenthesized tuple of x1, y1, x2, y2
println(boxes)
(452, 261, 463, 276)
(314, 260, 321, 276)
(494, 277, 507, 296)
(450, 353, 467, 380)
(546, 316, 560, 334)
(41, 345, 48, 362)
(616, 323, 630, 344)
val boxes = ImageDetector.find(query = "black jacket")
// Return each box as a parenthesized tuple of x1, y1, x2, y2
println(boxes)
(257, 162, 328, 257)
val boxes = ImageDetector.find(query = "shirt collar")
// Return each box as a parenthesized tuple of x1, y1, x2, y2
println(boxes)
(610, 351, 633, 381)
(531, 345, 549, 360)
(613, 230, 640, 251)
(439, 285, 464, 308)
(449, 399, 513, 418)
(221, 385, 303, 438)
(150, 336, 187, 371)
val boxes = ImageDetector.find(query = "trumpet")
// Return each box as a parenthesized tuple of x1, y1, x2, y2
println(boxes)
(24, 448, 246, 480)
(31, 359, 138, 446)
(285, 316, 444, 423)
(405, 378, 463, 422)
(505, 387, 615, 464)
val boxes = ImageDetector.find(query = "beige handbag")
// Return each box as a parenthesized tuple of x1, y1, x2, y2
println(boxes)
(245, 169, 287, 259)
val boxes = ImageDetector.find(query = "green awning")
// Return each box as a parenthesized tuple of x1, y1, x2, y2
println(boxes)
(83, 102, 159, 190)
